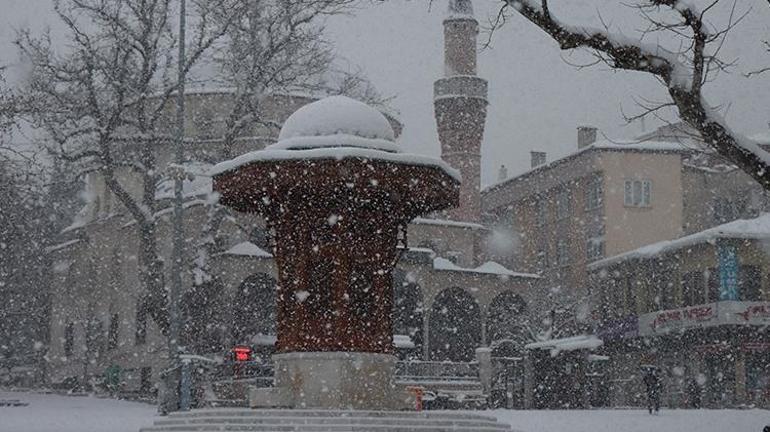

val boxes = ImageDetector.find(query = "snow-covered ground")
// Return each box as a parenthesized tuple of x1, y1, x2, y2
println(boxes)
(490, 408, 769, 432)
(0, 391, 155, 432)
(1, 391, 768, 432)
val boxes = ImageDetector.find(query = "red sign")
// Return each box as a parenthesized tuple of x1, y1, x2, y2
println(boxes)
(735, 304, 770, 322)
(647, 305, 715, 332)
(232, 346, 252, 362)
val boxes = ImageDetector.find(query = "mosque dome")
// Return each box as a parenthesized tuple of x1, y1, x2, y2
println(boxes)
(269, 95, 400, 153)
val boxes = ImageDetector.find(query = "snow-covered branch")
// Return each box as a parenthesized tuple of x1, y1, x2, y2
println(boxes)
(502, 0, 770, 190)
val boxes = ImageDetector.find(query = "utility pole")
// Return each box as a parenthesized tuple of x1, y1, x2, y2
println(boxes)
(166, 0, 186, 413)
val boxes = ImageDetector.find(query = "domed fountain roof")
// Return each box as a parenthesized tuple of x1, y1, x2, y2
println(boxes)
(268, 95, 400, 153)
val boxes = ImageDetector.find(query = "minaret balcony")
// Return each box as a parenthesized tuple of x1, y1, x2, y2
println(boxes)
(434, 75, 488, 102)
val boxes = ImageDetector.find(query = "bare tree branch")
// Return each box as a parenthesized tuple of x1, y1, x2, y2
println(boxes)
(501, 0, 770, 190)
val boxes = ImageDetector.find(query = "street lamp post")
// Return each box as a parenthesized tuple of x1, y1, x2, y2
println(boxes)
(166, 0, 187, 413)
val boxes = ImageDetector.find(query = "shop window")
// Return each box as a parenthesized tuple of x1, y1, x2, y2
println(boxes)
(706, 268, 719, 303)
(682, 271, 705, 307)
(653, 272, 674, 310)
(739, 265, 761, 301)
(746, 352, 770, 396)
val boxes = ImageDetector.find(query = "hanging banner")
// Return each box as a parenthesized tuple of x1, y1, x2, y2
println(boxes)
(717, 244, 739, 300)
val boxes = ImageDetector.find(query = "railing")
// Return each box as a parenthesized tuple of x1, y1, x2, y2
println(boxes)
(395, 360, 479, 382)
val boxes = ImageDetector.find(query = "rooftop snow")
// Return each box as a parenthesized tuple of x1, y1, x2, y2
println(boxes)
(483, 139, 693, 194)
(45, 239, 81, 254)
(412, 217, 487, 230)
(211, 96, 458, 180)
(432, 257, 539, 278)
(590, 213, 770, 270)
(525, 335, 603, 355)
(223, 241, 273, 258)
(393, 334, 415, 349)
(155, 161, 213, 200)
(273, 95, 397, 152)
(209, 146, 461, 181)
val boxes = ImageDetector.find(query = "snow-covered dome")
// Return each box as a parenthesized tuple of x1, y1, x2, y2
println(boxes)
(269, 95, 400, 153)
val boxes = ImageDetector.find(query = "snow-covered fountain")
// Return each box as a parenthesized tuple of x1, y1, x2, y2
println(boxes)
(140, 96, 512, 431)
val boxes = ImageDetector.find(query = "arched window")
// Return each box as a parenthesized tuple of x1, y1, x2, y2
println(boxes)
(393, 270, 424, 359)
(182, 282, 226, 353)
(487, 292, 528, 356)
(231, 273, 277, 345)
(429, 287, 481, 362)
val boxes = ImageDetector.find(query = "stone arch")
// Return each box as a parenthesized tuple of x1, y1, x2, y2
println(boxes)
(231, 273, 277, 345)
(428, 286, 481, 362)
(487, 291, 528, 356)
(393, 270, 424, 359)
(181, 281, 226, 354)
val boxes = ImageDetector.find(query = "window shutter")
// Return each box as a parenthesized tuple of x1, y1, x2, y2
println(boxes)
(624, 180, 633, 206)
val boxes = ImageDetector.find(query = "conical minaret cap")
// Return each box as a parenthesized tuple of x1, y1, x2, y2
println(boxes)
(447, 0, 474, 18)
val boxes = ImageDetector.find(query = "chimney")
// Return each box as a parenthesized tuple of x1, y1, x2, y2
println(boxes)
(577, 126, 598, 149)
(498, 164, 508, 182)
(530, 151, 547, 168)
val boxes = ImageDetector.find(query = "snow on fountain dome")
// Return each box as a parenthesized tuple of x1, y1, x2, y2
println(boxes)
(269, 95, 400, 153)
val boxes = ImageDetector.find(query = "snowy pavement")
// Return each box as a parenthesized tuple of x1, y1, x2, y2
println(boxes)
(490, 408, 770, 432)
(1, 391, 768, 432)
(0, 391, 155, 432)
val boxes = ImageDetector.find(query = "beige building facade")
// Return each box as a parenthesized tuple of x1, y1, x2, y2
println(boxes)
(44, 0, 544, 401)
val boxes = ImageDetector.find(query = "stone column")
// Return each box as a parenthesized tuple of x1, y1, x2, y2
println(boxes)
(479, 306, 487, 347)
(734, 349, 747, 405)
(523, 351, 534, 409)
(476, 347, 493, 395)
(422, 311, 431, 361)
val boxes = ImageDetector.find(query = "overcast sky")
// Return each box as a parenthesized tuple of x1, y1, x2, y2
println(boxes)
(2, 0, 769, 185)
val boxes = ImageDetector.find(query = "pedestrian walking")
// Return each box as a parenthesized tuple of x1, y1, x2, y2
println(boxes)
(642, 366, 662, 414)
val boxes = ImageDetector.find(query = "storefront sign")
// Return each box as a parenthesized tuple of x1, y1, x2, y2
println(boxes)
(597, 315, 639, 341)
(717, 244, 739, 300)
(641, 304, 717, 334)
(735, 303, 770, 324)
(638, 301, 770, 336)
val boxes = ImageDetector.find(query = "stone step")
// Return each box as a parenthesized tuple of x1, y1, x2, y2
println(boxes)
(167, 409, 498, 421)
(140, 409, 515, 432)
(142, 426, 510, 432)
(154, 416, 508, 429)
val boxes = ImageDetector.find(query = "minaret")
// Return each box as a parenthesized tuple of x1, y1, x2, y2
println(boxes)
(434, 0, 487, 222)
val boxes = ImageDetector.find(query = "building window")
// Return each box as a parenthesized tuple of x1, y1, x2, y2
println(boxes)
(624, 179, 652, 207)
(135, 301, 147, 346)
(64, 323, 75, 357)
(536, 246, 549, 270)
(585, 175, 603, 211)
(706, 267, 719, 302)
(656, 276, 674, 310)
(556, 239, 570, 266)
(556, 189, 571, 220)
(108, 313, 119, 350)
(739, 265, 761, 301)
(140, 367, 153, 394)
(535, 199, 547, 227)
(586, 237, 605, 261)
(682, 271, 705, 307)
